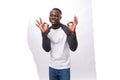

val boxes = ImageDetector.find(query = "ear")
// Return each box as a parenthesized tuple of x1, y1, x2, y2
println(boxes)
(60, 16, 62, 20)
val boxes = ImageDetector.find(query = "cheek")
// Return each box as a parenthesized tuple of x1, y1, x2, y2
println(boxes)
(56, 17, 61, 20)
(49, 17, 52, 21)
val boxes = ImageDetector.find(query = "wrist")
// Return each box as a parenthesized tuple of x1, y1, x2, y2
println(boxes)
(42, 31, 48, 37)
(71, 31, 76, 35)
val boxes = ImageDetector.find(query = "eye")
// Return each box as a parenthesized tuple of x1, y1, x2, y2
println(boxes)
(50, 14, 59, 18)
(50, 14, 53, 17)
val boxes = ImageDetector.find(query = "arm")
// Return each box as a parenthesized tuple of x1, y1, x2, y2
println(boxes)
(61, 24, 78, 51)
(67, 16, 78, 51)
(67, 31, 78, 51)
(35, 17, 51, 52)
(42, 30, 51, 52)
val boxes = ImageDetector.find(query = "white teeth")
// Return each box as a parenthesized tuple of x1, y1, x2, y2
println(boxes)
(51, 20, 55, 22)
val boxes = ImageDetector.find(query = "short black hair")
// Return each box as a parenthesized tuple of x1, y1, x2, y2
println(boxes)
(52, 8, 62, 15)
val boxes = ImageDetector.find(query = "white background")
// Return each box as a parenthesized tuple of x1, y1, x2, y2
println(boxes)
(0, 0, 120, 80)
(27, 0, 96, 80)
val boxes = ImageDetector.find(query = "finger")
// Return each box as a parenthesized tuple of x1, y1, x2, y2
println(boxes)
(73, 17, 78, 29)
(35, 23, 41, 28)
(36, 20, 40, 25)
(35, 23, 42, 30)
(39, 17, 42, 24)
(35, 20, 43, 29)
(36, 20, 42, 29)
(35, 23, 44, 31)
(74, 16, 78, 21)
(67, 22, 73, 26)
(74, 16, 78, 23)
(35, 23, 39, 27)
(43, 22, 49, 27)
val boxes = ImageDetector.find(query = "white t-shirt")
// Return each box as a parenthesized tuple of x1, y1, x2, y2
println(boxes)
(47, 27, 70, 69)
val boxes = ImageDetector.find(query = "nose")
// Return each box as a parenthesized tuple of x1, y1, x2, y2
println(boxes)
(51, 15, 56, 19)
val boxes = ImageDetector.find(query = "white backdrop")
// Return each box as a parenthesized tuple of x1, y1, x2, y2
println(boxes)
(28, 0, 96, 80)
(1, 0, 120, 80)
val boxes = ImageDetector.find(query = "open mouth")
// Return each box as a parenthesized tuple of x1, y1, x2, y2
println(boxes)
(51, 20, 56, 24)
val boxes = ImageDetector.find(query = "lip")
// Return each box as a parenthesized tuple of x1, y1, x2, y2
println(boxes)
(51, 20, 56, 23)
(51, 19, 55, 22)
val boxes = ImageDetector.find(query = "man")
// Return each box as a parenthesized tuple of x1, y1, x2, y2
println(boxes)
(35, 8, 78, 80)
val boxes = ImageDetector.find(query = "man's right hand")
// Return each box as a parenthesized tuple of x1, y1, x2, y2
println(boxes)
(35, 17, 49, 33)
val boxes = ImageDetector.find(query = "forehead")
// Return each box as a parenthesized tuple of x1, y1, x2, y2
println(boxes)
(50, 10, 60, 15)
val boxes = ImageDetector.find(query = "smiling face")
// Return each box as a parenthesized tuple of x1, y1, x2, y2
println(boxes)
(49, 9, 62, 27)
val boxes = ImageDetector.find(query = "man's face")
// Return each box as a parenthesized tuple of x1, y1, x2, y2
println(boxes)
(49, 10, 61, 25)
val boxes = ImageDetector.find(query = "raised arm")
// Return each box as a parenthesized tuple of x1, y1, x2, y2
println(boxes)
(67, 16, 78, 51)
(35, 17, 51, 52)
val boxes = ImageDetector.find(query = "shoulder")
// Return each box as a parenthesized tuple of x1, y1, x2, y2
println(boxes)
(61, 24, 71, 35)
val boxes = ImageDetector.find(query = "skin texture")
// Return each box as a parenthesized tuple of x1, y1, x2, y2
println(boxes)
(49, 10, 62, 29)
(35, 9, 78, 35)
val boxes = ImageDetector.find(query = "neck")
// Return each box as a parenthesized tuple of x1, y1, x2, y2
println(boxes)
(52, 23, 62, 29)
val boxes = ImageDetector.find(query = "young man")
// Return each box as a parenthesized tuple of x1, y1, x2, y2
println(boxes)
(36, 8, 78, 80)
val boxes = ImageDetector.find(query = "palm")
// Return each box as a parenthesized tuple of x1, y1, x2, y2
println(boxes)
(67, 16, 78, 33)
(36, 17, 48, 33)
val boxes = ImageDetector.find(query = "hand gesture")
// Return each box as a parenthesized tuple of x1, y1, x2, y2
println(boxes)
(35, 17, 49, 33)
(67, 16, 78, 33)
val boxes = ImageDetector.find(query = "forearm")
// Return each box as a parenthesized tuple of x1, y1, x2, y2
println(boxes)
(67, 32, 78, 51)
(42, 31, 51, 52)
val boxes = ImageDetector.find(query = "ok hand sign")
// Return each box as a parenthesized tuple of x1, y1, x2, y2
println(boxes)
(67, 16, 78, 34)
(35, 17, 49, 33)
